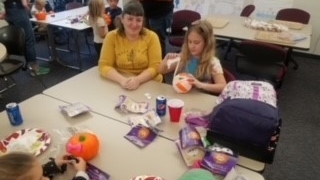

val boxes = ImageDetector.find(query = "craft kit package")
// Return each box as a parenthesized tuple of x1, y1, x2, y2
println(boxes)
(207, 80, 281, 163)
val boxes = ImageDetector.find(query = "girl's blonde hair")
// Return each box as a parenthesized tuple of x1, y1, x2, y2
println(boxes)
(178, 20, 216, 79)
(0, 152, 36, 180)
(88, 0, 105, 25)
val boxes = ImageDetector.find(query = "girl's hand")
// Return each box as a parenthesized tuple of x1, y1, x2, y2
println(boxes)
(164, 53, 180, 60)
(54, 154, 73, 167)
(71, 157, 87, 172)
(187, 75, 203, 89)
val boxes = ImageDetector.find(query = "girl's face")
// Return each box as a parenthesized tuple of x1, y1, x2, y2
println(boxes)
(121, 14, 144, 37)
(28, 161, 49, 180)
(107, 0, 118, 9)
(187, 31, 205, 58)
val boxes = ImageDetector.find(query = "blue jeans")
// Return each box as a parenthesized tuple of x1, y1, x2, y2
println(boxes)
(148, 12, 173, 58)
(5, 6, 37, 65)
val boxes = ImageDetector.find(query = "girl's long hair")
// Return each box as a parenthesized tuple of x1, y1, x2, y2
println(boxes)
(88, 0, 105, 26)
(178, 20, 216, 79)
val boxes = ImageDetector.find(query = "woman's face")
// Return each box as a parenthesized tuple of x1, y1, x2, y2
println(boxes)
(187, 31, 205, 58)
(121, 14, 144, 37)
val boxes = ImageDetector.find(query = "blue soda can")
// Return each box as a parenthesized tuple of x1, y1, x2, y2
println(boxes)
(156, 95, 167, 117)
(6, 102, 23, 126)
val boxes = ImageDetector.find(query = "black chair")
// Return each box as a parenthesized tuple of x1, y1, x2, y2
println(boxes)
(235, 40, 287, 89)
(275, 8, 310, 70)
(168, 10, 201, 51)
(219, 5, 255, 60)
(0, 26, 26, 93)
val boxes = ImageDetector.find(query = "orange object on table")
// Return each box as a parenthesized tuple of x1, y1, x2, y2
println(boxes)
(104, 14, 112, 25)
(35, 12, 47, 20)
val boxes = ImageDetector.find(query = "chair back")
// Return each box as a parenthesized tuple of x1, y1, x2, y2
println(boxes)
(223, 68, 236, 83)
(276, 8, 310, 24)
(65, 1, 83, 10)
(0, 25, 25, 56)
(171, 10, 201, 35)
(240, 4, 255, 17)
(239, 40, 287, 65)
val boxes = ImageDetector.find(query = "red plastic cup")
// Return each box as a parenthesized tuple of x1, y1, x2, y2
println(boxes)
(167, 99, 184, 122)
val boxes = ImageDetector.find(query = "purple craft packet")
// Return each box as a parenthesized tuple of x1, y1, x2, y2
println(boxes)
(86, 163, 110, 180)
(179, 126, 203, 149)
(124, 125, 157, 148)
(200, 144, 238, 176)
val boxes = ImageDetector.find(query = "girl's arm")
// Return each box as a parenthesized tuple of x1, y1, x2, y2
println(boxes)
(191, 58, 227, 94)
(158, 53, 180, 74)
(97, 18, 108, 38)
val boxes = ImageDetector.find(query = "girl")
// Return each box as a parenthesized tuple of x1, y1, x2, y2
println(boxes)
(158, 20, 226, 94)
(0, 152, 88, 180)
(88, 0, 108, 57)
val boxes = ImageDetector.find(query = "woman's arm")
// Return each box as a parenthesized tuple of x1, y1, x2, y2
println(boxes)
(98, 31, 127, 86)
(139, 31, 162, 81)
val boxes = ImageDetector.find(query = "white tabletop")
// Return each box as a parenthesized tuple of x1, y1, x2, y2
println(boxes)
(43, 66, 266, 172)
(30, 6, 88, 24)
(208, 15, 312, 50)
(43, 66, 217, 141)
(0, 94, 264, 180)
(0, 43, 6, 62)
(0, 94, 187, 180)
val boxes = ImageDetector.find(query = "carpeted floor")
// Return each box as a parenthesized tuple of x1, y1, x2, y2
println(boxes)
(1, 36, 320, 180)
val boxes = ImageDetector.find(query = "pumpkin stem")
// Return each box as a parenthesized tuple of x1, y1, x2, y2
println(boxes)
(79, 135, 86, 142)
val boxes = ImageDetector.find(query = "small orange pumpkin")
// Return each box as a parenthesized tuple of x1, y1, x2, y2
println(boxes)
(66, 132, 100, 161)
(35, 12, 47, 20)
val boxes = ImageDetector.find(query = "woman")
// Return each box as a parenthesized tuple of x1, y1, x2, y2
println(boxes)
(98, 0, 163, 90)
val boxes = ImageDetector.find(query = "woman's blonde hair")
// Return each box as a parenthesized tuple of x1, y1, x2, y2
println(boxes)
(0, 152, 36, 180)
(117, 0, 146, 37)
(88, 0, 105, 25)
(178, 20, 216, 79)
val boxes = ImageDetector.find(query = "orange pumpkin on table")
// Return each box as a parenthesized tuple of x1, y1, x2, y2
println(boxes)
(66, 132, 100, 161)
(103, 14, 112, 26)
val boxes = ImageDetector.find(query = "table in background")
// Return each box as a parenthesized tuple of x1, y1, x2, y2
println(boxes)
(43, 66, 266, 172)
(209, 15, 312, 50)
(0, 94, 265, 180)
(0, 43, 6, 62)
(30, 6, 90, 70)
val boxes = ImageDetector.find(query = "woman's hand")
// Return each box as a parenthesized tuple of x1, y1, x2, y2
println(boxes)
(124, 77, 141, 90)
(71, 157, 87, 172)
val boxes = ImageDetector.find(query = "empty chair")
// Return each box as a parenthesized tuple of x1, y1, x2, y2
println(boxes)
(219, 5, 255, 60)
(65, 0, 83, 10)
(276, 8, 310, 24)
(0, 26, 26, 93)
(168, 10, 201, 50)
(240, 4, 255, 17)
(235, 40, 287, 89)
(275, 8, 310, 70)
(223, 68, 236, 83)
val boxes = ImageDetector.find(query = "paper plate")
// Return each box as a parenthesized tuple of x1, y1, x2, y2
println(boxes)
(0, 128, 51, 156)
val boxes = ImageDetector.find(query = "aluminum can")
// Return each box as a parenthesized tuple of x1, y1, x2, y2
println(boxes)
(156, 95, 167, 117)
(6, 102, 23, 126)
